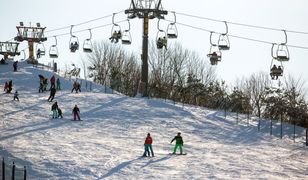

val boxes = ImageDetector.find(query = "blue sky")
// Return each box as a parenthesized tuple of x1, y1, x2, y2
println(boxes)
(1, 0, 308, 89)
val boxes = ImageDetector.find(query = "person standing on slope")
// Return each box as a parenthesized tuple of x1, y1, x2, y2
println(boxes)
(143, 133, 154, 157)
(72, 105, 81, 121)
(56, 78, 61, 90)
(51, 101, 59, 119)
(170, 132, 184, 154)
(48, 86, 56, 102)
(50, 75, 56, 89)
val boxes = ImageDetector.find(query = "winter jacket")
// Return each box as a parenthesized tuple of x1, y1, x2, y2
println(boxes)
(144, 136, 153, 145)
(72, 107, 80, 114)
(171, 135, 183, 145)
(50, 75, 56, 84)
(51, 103, 58, 110)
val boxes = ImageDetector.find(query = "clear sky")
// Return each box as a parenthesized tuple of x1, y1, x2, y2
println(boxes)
(1, 0, 308, 89)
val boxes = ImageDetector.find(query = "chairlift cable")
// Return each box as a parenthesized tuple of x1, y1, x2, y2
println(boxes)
(45, 10, 125, 33)
(172, 20, 308, 50)
(174, 11, 308, 35)
(45, 20, 127, 38)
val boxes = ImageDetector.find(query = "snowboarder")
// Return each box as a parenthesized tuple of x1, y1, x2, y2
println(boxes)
(57, 107, 63, 118)
(170, 132, 184, 155)
(13, 91, 19, 101)
(143, 133, 154, 157)
(48, 86, 56, 102)
(72, 105, 81, 121)
(51, 102, 59, 119)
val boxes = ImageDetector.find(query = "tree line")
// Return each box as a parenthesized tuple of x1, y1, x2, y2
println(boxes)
(86, 40, 308, 128)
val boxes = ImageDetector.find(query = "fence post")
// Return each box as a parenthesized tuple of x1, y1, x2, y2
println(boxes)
(12, 162, 15, 180)
(24, 166, 27, 180)
(270, 120, 272, 135)
(306, 128, 308, 146)
(293, 121, 296, 143)
(280, 113, 283, 139)
(2, 158, 5, 180)
(258, 117, 260, 132)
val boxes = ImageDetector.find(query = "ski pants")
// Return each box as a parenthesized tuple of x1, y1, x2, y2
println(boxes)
(173, 144, 183, 154)
(73, 112, 80, 120)
(143, 144, 154, 157)
(52, 110, 58, 118)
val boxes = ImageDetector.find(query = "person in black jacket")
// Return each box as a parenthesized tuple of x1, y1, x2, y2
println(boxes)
(51, 101, 58, 119)
(171, 132, 184, 154)
(48, 86, 56, 102)
(72, 105, 81, 121)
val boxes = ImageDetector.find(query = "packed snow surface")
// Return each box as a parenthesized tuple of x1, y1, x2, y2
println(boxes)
(0, 61, 308, 179)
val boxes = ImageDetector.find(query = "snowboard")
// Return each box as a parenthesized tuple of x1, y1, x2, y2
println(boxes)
(169, 153, 187, 155)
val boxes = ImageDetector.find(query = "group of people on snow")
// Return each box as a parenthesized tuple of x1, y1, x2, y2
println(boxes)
(3, 80, 13, 93)
(50, 101, 81, 120)
(71, 81, 81, 93)
(143, 132, 184, 157)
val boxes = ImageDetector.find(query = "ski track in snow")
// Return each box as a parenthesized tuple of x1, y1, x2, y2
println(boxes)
(0, 61, 308, 179)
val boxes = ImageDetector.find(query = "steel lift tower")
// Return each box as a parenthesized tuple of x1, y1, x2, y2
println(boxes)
(14, 22, 47, 64)
(125, 0, 167, 97)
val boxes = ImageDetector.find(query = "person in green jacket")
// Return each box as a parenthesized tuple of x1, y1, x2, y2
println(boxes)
(56, 78, 61, 90)
(170, 132, 184, 154)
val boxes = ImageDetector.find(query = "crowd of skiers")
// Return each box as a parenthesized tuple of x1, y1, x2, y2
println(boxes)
(2, 66, 83, 120)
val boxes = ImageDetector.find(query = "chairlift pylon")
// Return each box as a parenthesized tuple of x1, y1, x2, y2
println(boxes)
(83, 29, 93, 53)
(69, 25, 79, 52)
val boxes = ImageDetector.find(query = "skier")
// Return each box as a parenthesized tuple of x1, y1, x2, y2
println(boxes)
(13, 91, 19, 101)
(72, 105, 81, 121)
(143, 133, 154, 157)
(170, 132, 184, 155)
(48, 86, 56, 102)
(51, 101, 58, 119)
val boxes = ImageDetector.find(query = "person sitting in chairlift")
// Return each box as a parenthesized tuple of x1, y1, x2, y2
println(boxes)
(109, 31, 119, 43)
(270, 64, 278, 80)
(210, 52, 218, 65)
(162, 36, 167, 50)
(117, 31, 122, 40)
(37, 48, 41, 58)
(157, 37, 164, 49)
(277, 66, 283, 75)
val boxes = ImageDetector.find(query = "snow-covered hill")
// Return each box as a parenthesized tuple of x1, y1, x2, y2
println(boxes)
(0, 61, 308, 179)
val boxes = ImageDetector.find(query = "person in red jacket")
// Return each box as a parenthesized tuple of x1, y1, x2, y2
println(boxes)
(143, 133, 154, 157)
